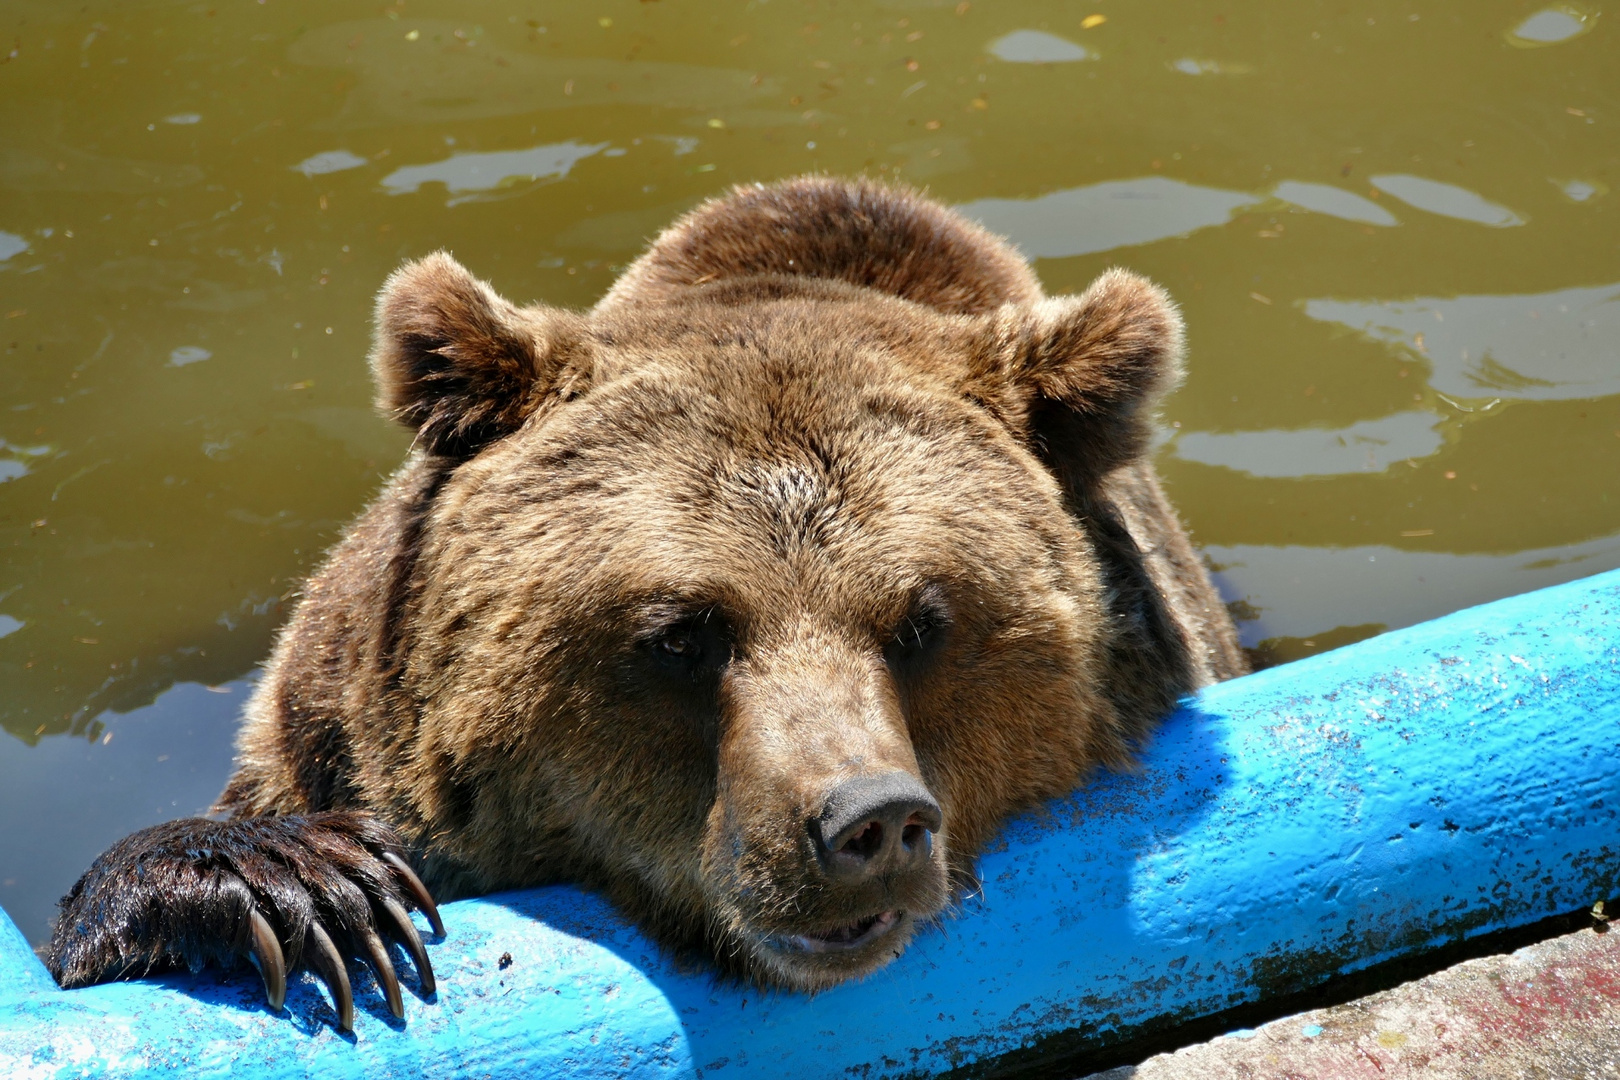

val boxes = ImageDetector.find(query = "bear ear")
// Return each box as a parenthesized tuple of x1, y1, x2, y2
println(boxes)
(371, 252, 590, 457)
(985, 268, 1184, 488)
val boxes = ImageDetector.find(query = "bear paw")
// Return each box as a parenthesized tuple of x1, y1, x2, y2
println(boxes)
(46, 812, 443, 1031)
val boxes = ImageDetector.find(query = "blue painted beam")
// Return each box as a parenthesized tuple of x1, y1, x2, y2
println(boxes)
(3, 570, 1617, 1079)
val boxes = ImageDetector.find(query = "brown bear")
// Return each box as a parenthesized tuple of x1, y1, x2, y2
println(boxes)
(46, 176, 1246, 1030)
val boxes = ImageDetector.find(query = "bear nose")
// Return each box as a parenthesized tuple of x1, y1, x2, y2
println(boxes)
(814, 773, 943, 881)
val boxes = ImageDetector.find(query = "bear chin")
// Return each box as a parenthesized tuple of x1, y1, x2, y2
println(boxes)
(706, 848, 952, 990)
(739, 910, 924, 991)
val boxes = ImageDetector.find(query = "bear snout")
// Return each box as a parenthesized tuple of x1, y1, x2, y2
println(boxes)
(812, 772, 942, 883)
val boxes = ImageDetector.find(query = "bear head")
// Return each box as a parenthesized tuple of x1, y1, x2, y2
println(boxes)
(366, 181, 1188, 990)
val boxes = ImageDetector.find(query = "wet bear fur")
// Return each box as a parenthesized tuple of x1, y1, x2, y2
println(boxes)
(50, 176, 1246, 998)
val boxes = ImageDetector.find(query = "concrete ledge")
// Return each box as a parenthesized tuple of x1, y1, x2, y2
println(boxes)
(2, 570, 1618, 1079)
(1083, 925, 1620, 1079)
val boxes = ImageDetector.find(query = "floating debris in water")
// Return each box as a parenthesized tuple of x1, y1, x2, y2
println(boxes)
(293, 150, 369, 177)
(168, 346, 212, 367)
(1555, 178, 1605, 202)
(1170, 57, 1255, 75)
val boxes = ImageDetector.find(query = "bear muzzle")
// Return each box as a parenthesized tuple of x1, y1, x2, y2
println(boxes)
(750, 772, 943, 958)
(812, 771, 942, 884)
(711, 779, 949, 988)
(704, 626, 952, 984)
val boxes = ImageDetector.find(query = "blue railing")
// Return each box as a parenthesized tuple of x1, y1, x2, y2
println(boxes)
(3, 570, 1618, 1079)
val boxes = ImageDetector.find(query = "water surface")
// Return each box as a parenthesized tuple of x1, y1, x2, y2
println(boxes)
(1, 0, 1615, 945)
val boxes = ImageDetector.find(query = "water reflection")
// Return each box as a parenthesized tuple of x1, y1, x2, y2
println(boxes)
(4, 0, 1620, 955)
(381, 140, 610, 204)
(166, 346, 211, 368)
(1556, 179, 1605, 203)
(1369, 174, 1524, 227)
(987, 30, 1093, 64)
(1304, 282, 1620, 402)
(1506, 7, 1596, 46)
(0, 680, 245, 945)
(1173, 411, 1445, 478)
(290, 406, 410, 464)
(289, 19, 775, 126)
(1169, 58, 1254, 76)
(292, 149, 369, 178)
(0, 145, 204, 193)
(890, 135, 973, 180)
(554, 199, 699, 253)
(959, 177, 1256, 259)
(0, 440, 51, 484)
(1211, 529, 1620, 647)
(1272, 181, 1397, 227)
(960, 174, 1428, 258)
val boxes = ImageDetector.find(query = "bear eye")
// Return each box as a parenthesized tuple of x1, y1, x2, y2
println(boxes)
(893, 615, 938, 650)
(641, 610, 731, 676)
(884, 589, 950, 670)
(658, 629, 696, 658)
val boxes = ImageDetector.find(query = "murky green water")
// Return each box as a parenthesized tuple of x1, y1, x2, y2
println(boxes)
(1, 0, 1615, 945)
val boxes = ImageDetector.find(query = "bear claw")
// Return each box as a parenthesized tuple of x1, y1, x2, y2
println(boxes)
(379, 896, 436, 996)
(247, 908, 287, 1011)
(360, 926, 404, 1019)
(383, 852, 444, 937)
(47, 812, 443, 1033)
(304, 920, 354, 1032)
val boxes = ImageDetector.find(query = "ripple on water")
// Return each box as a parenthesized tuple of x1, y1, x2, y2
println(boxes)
(1506, 7, 1596, 46)
(987, 30, 1094, 63)
(0, 679, 248, 945)
(1169, 58, 1255, 76)
(959, 177, 1258, 259)
(1555, 178, 1606, 203)
(1369, 175, 1523, 227)
(287, 19, 775, 126)
(1304, 282, 1620, 402)
(0, 440, 52, 483)
(1273, 181, 1398, 227)
(1173, 412, 1446, 478)
(167, 346, 212, 367)
(1207, 530, 1620, 644)
(291, 149, 369, 178)
(380, 141, 610, 205)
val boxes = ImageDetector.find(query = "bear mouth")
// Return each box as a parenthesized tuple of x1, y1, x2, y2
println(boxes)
(770, 909, 901, 954)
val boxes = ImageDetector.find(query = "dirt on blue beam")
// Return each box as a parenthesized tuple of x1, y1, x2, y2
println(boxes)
(2, 570, 1617, 1080)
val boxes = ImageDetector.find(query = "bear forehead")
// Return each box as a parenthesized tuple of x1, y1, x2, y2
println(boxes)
(430, 305, 1084, 620)
(585, 291, 982, 388)
(487, 376, 1060, 557)
(499, 296, 1026, 491)
(505, 327, 1050, 536)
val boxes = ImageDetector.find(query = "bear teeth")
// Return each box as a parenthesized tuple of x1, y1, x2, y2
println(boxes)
(777, 909, 899, 954)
